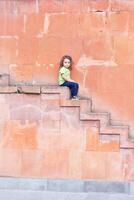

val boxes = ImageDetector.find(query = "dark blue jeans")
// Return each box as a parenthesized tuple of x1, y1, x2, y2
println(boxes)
(60, 81, 79, 98)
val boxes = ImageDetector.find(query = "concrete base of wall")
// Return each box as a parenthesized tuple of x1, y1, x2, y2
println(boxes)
(0, 177, 134, 200)
(0, 177, 133, 194)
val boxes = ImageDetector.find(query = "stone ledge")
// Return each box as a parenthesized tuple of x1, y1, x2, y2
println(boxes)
(17, 86, 41, 94)
(0, 86, 17, 93)
(41, 85, 70, 99)
(0, 177, 133, 194)
(0, 85, 68, 95)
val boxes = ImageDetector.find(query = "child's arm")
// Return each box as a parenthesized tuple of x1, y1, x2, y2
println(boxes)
(61, 74, 76, 83)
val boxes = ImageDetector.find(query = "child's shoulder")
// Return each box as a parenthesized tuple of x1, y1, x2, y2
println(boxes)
(59, 66, 68, 72)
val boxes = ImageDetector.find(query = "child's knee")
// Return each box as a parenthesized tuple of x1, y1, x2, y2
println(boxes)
(75, 82, 79, 88)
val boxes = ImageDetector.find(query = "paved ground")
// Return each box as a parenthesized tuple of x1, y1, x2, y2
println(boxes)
(0, 190, 134, 200)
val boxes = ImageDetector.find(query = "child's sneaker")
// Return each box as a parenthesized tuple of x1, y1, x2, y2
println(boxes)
(71, 96, 80, 100)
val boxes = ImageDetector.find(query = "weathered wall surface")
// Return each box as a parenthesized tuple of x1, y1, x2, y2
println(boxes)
(0, 86, 133, 181)
(0, 0, 134, 181)
(0, 0, 134, 134)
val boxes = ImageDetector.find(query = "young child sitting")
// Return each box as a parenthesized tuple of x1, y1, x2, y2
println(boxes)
(58, 55, 79, 100)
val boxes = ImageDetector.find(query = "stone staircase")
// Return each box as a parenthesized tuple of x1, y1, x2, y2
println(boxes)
(41, 85, 134, 150)
(0, 85, 133, 181)
(1, 85, 133, 150)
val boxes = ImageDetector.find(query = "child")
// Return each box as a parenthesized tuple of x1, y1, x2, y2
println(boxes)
(58, 55, 79, 100)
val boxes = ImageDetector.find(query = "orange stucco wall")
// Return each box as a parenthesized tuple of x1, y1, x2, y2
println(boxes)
(0, 86, 133, 181)
(0, 0, 134, 181)
(1, 0, 134, 135)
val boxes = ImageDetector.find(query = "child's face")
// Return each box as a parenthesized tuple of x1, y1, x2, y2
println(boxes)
(63, 58, 71, 68)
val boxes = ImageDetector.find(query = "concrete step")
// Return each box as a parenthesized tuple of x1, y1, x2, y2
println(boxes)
(0, 190, 133, 200)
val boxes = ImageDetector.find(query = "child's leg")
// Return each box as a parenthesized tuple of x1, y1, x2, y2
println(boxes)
(60, 81, 79, 98)
(71, 82, 79, 97)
